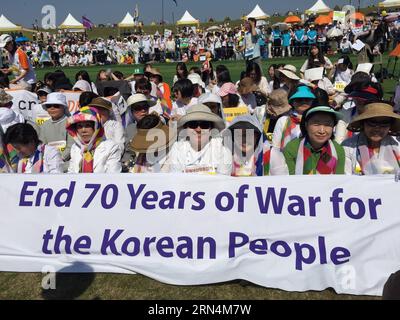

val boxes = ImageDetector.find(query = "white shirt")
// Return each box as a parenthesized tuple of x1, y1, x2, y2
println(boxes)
(167, 136, 232, 175)
(172, 98, 198, 116)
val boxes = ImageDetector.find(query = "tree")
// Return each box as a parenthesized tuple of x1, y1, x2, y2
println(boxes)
(208, 17, 215, 23)
(334, 5, 341, 11)
(224, 16, 231, 22)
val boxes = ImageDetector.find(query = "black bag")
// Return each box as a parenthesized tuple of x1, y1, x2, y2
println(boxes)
(253, 91, 268, 106)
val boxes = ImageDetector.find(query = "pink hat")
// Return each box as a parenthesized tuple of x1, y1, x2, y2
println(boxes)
(218, 82, 238, 97)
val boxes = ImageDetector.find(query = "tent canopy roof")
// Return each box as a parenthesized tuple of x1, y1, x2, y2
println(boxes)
(59, 13, 84, 29)
(246, 4, 270, 19)
(177, 10, 199, 25)
(0, 14, 22, 31)
(118, 12, 135, 27)
(306, 0, 332, 14)
(379, 0, 400, 8)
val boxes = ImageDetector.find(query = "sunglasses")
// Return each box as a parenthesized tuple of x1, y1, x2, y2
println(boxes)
(46, 104, 63, 109)
(186, 121, 213, 130)
(365, 120, 392, 128)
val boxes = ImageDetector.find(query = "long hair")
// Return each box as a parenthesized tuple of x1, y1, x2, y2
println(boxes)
(307, 45, 326, 69)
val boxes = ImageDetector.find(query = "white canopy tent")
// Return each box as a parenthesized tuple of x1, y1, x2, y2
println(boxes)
(379, 0, 400, 8)
(246, 4, 270, 20)
(0, 14, 22, 32)
(118, 12, 136, 28)
(306, 0, 332, 14)
(59, 13, 85, 32)
(177, 10, 199, 25)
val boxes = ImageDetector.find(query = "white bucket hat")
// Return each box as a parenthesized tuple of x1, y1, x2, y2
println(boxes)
(188, 73, 205, 89)
(0, 34, 13, 48)
(73, 80, 92, 92)
(42, 92, 68, 108)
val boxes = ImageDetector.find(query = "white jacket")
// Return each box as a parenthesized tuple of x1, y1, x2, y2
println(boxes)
(22, 144, 63, 174)
(166, 136, 232, 175)
(104, 120, 126, 154)
(68, 140, 122, 173)
(0, 108, 25, 134)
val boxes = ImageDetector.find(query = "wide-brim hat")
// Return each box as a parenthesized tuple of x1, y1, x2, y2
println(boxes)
(130, 119, 177, 154)
(178, 104, 225, 131)
(89, 97, 113, 111)
(0, 89, 13, 104)
(276, 65, 300, 81)
(127, 94, 157, 108)
(348, 103, 400, 134)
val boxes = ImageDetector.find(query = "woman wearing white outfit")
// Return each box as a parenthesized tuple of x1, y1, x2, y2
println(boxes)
(0, 89, 24, 134)
(167, 104, 232, 175)
(66, 107, 122, 173)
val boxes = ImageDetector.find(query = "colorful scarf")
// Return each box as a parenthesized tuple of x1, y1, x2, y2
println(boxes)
(17, 145, 45, 174)
(356, 135, 400, 175)
(66, 106, 105, 173)
(280, 113, 302, 151)
(295, 139, 338, 175)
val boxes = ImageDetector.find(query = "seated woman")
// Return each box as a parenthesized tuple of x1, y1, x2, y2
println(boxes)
(167, 104, 232, 175)
(272, 85, 316, 151)
(39, 92, 74, 170)
(342, 103, 400, 175)
(224, 115, 287, 176)
(66, 107, 122, 173)
(284, 106, 346, 175)
(4, 123, 63, 173)
(128, 114, 176, 173)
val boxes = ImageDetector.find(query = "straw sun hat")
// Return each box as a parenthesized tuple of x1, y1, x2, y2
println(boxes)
(347, 103, 400, 135)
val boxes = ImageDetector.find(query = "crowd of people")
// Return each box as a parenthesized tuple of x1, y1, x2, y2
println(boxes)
(3, 11, 400, 69)
(0, 16, 400, 177)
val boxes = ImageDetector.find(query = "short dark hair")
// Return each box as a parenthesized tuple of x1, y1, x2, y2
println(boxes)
(79, 92, 99, 107)
(4, 123, 40, 147)
(137, 114, 161, 130)
(173, 79, 194, 99)
(135, 78, 152, 93)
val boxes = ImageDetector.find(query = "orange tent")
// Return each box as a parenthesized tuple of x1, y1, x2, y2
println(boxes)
(315, 15, 332, 25)
(284, 16, 301, 23)
(350, 12, 365, 20)
(328, 11, 334, 19)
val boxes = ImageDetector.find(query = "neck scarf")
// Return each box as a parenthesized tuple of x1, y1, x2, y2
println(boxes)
(356, 134, 400, 175)
(66, 107, 105, 174)
(295, 138, 338, 175)
(280, 113, 302, 151)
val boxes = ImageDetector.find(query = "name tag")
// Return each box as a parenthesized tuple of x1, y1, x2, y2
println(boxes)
(184, 165, 216, 175)
(334, 81, 346, 92)
(244, 48, 254, 59)
(35, 116, 51, 126)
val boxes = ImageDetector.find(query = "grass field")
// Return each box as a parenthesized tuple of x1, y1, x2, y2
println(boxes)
(34, 53, 399, 99)
(0, 55, 391, 300)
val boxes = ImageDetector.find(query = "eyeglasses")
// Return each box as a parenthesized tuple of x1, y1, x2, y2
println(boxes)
(186, 121, 212, 129)
(365, 120, 392, 128)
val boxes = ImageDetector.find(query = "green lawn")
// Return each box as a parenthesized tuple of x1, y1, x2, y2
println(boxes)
(1, 55, 391, 300)
(34, 54, 399, 100)
(0, 272, 380, 300)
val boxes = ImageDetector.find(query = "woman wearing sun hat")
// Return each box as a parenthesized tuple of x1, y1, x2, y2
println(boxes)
(284, 106, 347, 175)
(275, 65, 301, 95)
(66, 107, 122, 173)
(342, 103, 400, 175)
(272, 85, 316, 151)
(167, 104, 232, 175)
(128, 114, 176, 173)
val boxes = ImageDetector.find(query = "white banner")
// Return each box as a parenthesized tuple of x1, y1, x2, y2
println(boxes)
(7, 90, 82, 121)
(0, 174, 399, 296)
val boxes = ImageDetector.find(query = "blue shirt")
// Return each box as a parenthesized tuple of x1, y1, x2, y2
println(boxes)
(282, 33, 291, 47)
(307, 30, 317, 44)
(273, 30, 282, 40)
(294, 29, 305, 42)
